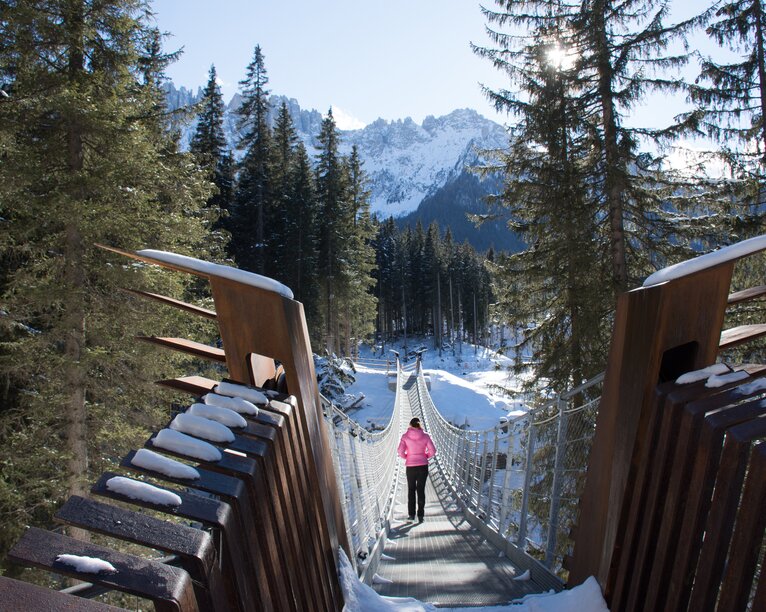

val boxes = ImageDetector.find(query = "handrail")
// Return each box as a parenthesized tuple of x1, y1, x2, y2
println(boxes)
(417, 368, 605, 580)
(323, 357, 406, 583)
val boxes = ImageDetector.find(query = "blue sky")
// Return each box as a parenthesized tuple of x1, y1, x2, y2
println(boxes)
(151, 0, 502, 128)
(150, 0, 713, 130)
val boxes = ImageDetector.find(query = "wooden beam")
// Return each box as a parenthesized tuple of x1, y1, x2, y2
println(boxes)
(719, 324, 766, 350)
(138, 336, 226, 363)
(124, 288, 217, 319)
(728, 284, 766, 305)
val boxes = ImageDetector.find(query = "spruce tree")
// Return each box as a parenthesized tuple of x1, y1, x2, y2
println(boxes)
(231, 45, 271, 274)
(268, 101, 299, 280)
(0, 0, 215, 556)
(290, 142, 322, 340)
(339, 146, 377, 356)
(476, 1, 611, 390)
(190, 64, 230, 260)
(685, 0, 766, 364)
(315, 109, 348, 353)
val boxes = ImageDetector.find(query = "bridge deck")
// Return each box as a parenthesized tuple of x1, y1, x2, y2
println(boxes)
(373, 373, 547, 607)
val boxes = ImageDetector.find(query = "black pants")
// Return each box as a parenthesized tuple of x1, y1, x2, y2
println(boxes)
(406, 465, 429, 519)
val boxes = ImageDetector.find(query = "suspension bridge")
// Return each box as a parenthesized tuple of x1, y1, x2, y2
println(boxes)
(2, 236, 766, 611)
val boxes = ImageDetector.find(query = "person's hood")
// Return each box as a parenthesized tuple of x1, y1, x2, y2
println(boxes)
(403, 426, 428, 440)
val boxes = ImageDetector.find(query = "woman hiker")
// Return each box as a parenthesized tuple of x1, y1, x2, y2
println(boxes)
(397, 417, 437, 523)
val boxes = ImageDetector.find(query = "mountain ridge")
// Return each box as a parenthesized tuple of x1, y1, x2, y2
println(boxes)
(165, 83, 518, 251)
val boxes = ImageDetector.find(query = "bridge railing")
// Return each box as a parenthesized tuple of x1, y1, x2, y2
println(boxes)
(415, 366, 604, 580)
(323, 359, 406, 583)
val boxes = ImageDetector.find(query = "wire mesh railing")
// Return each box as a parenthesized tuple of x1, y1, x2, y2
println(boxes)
(323, 363, 406, 578)
(416, 368, 604, 578)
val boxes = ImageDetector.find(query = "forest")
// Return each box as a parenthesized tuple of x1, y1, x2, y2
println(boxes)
(0, 0, 765, 573)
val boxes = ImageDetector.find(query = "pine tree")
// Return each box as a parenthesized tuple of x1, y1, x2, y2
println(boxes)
(476, 1, 611, 390)
(315, 109, 349, 353)
(231, 45, 271, 274)
(0, 0, 215, 556)
(339, 146, 378, 356)
(289, 142, 322, 339)
(685, 0, 766, 365)
(190, 64, 230, 260)
(267, 101, 299, 280)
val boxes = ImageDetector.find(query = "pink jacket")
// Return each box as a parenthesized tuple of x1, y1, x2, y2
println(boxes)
(397, 427, 437, 466)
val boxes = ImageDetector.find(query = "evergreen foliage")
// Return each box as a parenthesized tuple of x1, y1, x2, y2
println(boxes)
(372, 220, 494, 359)
(0, 0, 217, 561)
(230, 45, 271, 274)
(474, 0, 738, 392)
(685, 0, 766, 364)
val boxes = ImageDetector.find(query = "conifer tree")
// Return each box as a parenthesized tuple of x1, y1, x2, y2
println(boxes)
(685, 0, 766, 228)
(476, 1, 611, 390)
(231, 45, 271, 273)
(684, 0, 766, 364)
(315, 109, 349, 353)
(289, 142, 322, 339)
(339, 146, 378, 356)
(268, 101, 299, 278)
(0, 0, 215, 555)
(190, 64, 230, 259)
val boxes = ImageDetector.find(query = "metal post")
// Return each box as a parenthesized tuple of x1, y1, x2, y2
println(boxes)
(517, 421, 536, 548)
(545, 398, 569, 567)
(476, 434, 489, 512)
(486, 427, 500, 522)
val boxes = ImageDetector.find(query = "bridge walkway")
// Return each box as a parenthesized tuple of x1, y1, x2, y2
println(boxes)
(372, 374, 545, 607)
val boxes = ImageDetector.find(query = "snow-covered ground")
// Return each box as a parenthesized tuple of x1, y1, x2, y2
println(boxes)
(346, 340, 530, 431)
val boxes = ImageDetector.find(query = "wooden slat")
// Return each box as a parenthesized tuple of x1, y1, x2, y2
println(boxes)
(122, 451, 292, 612)
(124, 288, 217, 319)
(688, 416, 766, 610)
(728, 284, 766, 305)
(719, 324, 766, 350)
(717, 442, 766, 610)
(138, 336, 226, 362)
(157, 375, 218, 395)
(55, 495, 229, 612)
(0, 575, 123, 611)
(8, 527, 199, 612)
(651, 386, 766, 611)
(92, 471, 258, 612)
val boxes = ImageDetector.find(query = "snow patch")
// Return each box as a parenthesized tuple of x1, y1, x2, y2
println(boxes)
(513, 569, 531, 581)
(188, 402, 247, 428)
(106, 476, 181, 507)
(170, 412, 235, 443)
(152, 428, 222, 462)
(643, 234, 766, 287)
(676, 363, 730, 384)
(705, 370, 750, 388)
(203, 392, 259, 415)
(56, 554, 116, 574)
(214, 381, 269, 406)
(136, 249, 294, 299)
(732, 378, 766, 397)
(130, 448, 200, 480)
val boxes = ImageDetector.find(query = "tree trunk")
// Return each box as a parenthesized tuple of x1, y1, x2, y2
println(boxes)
(754, 0, 766, 167)
(594, 0, 628, 292)
(64, 0, 89, 542)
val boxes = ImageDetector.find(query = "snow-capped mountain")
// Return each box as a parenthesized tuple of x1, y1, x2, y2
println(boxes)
(165, 84, 508, 222)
